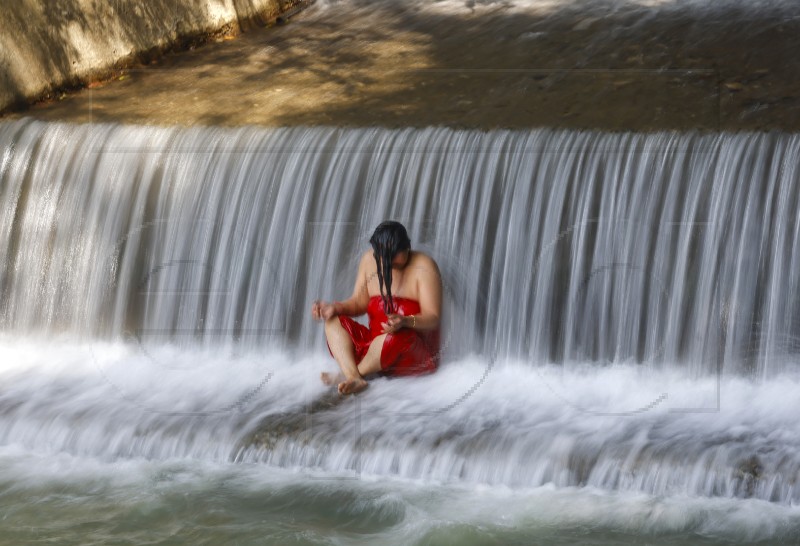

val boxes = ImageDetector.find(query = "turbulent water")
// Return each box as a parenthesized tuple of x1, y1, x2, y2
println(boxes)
(1, 118, 800, 544)
(2, 339, 800, 544)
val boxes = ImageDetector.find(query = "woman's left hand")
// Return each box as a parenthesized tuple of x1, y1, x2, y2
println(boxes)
(382, 313, 407, 334)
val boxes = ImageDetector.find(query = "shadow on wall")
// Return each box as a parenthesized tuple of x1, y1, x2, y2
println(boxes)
(0, 0, 290, 113)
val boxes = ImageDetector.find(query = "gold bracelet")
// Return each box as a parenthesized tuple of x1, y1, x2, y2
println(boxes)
(410, 315, 416, 328)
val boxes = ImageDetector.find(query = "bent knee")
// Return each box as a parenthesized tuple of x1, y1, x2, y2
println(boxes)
(369, 333, 387, 349)
(324, 316, 342, 330)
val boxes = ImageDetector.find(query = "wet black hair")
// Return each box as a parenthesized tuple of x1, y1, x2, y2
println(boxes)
(369, 221, 411, 314)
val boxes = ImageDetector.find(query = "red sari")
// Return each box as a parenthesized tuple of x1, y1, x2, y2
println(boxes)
(330, 295, 439, 376)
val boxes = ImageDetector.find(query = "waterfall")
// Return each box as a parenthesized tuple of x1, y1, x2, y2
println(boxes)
(2, 118, 798, 375)
(2, 118, 800, 505)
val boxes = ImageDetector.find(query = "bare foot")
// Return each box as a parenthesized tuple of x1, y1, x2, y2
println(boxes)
(338, 377, 368, 395)
(320, 371, 344, 386)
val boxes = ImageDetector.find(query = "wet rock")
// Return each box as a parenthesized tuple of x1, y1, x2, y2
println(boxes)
(573, 17, 601, 31)
(234, 390, 349, 455)
(735, 455, 764, 497)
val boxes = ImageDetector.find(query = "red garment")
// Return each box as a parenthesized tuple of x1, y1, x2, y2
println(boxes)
(329, 295, 439, 376)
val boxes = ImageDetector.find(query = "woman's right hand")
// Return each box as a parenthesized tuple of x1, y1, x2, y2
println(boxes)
(311, 300, 338, 321)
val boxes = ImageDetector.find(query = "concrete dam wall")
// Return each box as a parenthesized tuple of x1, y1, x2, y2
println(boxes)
(0, 0, 289, 114)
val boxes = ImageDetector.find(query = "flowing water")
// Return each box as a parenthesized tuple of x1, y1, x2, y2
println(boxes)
(1, 118, 800, 544)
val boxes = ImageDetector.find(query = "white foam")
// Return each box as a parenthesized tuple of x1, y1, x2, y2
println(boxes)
(2, 337, 800, 503)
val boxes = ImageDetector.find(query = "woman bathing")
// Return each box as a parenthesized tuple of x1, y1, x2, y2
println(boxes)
(311, 221, 442, 394)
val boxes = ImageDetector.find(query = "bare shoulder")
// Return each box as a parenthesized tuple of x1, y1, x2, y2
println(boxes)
(358, 250, 374, 270)
(358, 250, 378, 283)
(409, 251, 441, 277)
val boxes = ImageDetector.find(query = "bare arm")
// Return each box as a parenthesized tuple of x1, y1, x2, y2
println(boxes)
(333, 251, 371, 317)
(312, 251, 372, 320)
(412, 254, 442, 330)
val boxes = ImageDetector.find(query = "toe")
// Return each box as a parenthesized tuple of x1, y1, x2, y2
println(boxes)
(337, 379, 360, 395)
(336, 378, 368, 395)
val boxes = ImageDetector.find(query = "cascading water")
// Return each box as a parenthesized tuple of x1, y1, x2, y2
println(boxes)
(2, 120, 798, 372)
(2, 118, 800, 543)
